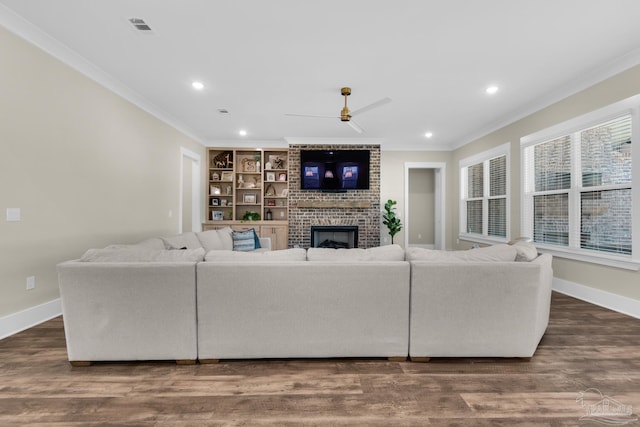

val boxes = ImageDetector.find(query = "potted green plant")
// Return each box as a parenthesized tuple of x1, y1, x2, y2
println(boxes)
(242, 211, 261, 221)
(382, 199, 402, 244)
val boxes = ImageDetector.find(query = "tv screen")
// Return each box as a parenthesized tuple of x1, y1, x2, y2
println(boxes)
(300, 150, 370, 191)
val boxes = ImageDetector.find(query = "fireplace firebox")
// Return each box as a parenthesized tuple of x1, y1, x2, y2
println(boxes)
(310, 225, 358, 249)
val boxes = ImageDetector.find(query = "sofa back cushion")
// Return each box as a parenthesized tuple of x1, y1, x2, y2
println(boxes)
(306, 244, 405, 262)
(204, 247, 307, 262)
(80, 247, 205, 262)
(161, 232, 203, 250)
(104, 237, 166, 250)
(512, 240, 539, 262)
(196, 227, 233, 251)
(406, 244, 517, 263)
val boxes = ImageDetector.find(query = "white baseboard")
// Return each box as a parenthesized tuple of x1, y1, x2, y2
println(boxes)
(0, 299, 62, 340)
(553, 278, 640, 319)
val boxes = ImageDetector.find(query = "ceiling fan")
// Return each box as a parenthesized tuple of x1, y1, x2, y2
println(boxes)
(285, 87, 391, 134)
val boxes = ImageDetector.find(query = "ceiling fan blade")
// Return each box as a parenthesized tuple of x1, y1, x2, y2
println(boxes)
(351, 97, 392, 116)
(285, 113, 337, 119)
(348, 120, 365, 134)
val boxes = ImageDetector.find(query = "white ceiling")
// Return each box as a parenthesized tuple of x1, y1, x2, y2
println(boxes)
(2, 0, 640, 151)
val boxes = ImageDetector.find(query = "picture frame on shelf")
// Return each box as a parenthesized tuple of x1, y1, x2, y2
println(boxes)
(266, 199, 276, 207)
(221, 199, 227, 206)
(268, 155, 286, 169)
(221, 171, 233, 181)
(210, 185, 221, 195)
(242, 158, 257, 173)
(266, 172, 276, 182)
(280, 188, 289, 197)
(210, 197, 219, 206)
(278, 172, 287, 181)
(211, 211, 224, 221)
(243, 193, 257, 204)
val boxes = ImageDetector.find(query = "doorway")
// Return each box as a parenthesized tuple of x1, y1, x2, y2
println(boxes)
(179, 148, 201, 233)
(404, 162, 445, 250)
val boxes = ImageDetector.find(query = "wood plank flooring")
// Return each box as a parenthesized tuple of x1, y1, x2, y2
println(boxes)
(1, 292, 639, 426)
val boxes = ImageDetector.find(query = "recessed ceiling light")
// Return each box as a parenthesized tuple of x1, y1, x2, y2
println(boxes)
(485, 85, 499, 95)
(424, 132, 433, 138)
(238, 130, 247, 136)
(191, 81, 204, 90)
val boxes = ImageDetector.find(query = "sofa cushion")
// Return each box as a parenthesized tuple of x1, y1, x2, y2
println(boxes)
(205, 247, 307, 262)
(512, 240, 539, 262)
(232, 229, 260, 252)
(406, 244, 517, 263)
(80, 247, 205, 262)
(104, 237, 166, 250)
(306, 244, 405, 262)
(196, 227, 234, 251)
(161, 232, 203, 250)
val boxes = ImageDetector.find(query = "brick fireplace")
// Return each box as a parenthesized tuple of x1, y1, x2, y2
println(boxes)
(288, 144, 381, 249)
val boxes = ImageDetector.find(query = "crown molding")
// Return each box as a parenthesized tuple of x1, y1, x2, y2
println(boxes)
(0, 4, 205, 145)
(450, 48, 640, 151)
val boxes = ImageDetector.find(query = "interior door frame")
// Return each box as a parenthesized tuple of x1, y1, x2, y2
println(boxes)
(404, 162, 446, 250)
(179, 147, 202, 233)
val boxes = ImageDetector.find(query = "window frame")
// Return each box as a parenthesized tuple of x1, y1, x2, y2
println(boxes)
(520, 94, 640, 270)
(459, 143, 511, 245)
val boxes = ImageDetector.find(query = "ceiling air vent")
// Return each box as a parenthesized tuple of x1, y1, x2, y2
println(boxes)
(128, 18, 154, 33)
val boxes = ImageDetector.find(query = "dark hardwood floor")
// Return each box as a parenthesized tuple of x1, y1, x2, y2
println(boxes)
(1, 292, 639, 426)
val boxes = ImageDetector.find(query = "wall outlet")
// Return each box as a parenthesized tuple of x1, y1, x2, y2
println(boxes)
(26, 276, 35, 290)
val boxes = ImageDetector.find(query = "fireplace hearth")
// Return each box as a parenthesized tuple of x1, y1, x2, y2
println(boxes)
(311, 226, 358, 249)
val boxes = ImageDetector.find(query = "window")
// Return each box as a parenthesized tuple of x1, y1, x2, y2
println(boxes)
(521, 95, 639, 269)
(460, 143, 510, 243)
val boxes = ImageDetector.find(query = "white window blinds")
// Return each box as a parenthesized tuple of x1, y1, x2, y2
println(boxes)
(523, 113, 633, 259)
(460, 143, 509, 242)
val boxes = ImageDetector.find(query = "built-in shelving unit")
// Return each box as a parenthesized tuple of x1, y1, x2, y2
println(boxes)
(204, 147, 289, 249)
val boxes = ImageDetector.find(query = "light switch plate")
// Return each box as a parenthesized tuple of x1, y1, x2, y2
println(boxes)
(6, 208, 21, 222)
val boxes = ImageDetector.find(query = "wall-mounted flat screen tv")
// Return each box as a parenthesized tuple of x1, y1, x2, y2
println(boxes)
(300, 149, 370, 191)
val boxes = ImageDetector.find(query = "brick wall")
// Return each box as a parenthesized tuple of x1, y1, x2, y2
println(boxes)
(288, 144, 381, 248)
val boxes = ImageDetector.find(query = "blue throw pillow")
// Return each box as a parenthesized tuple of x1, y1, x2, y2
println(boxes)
(252, 228, 262, 249)
(232, 229, 260, 251)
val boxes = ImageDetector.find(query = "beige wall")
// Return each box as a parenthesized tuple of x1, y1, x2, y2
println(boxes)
(0, 27, 205, 317)
(449, 64, 640, 301)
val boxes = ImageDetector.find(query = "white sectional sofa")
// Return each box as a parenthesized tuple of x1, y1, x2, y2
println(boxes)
(196, 245, 410, 361)
(57, 232, 552, 365)
(407, 243, 553, 360)
(58, 261, 200, 365)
